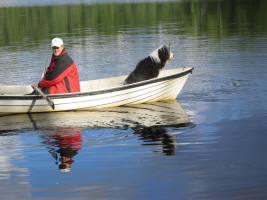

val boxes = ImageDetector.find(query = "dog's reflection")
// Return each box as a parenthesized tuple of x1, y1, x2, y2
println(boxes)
(133, 124, 188, 156)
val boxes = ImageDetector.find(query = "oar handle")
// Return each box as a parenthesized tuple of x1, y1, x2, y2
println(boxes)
(33, 86, 55, 110)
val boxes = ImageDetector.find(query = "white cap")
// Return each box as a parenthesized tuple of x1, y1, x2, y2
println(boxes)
(60, 168, 71, 172)
(51, 38, 63, 47)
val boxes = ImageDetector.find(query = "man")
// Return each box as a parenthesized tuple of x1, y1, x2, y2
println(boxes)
(31, 38, 80, 94)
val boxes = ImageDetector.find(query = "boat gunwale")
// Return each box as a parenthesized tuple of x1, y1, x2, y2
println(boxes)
(0, 67, 194, 100)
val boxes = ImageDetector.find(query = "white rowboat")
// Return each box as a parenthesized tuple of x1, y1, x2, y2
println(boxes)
(0, 67, 193, 114)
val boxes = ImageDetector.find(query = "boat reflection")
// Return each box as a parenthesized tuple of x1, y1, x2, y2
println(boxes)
(0, 100, 191, 130)
(0, 100, 192, 170)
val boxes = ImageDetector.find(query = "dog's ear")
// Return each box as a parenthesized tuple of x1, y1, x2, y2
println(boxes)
(163, 44, 171, 50)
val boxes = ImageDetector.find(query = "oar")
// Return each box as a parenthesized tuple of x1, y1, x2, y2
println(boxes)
(33, 86, 55, 110)
(41, 58, 49, 78)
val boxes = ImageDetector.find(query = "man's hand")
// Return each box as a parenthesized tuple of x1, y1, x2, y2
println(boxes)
(31, 83, 42, 89)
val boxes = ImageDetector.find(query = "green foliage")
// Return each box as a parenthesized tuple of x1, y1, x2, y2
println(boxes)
(0, 0, 266, 47)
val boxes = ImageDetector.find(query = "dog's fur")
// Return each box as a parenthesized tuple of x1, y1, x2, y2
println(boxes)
(124, 45, 174, 85)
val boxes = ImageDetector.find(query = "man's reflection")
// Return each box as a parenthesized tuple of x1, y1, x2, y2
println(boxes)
(57, 147, 78, 172)
(42, 127, 83, 172)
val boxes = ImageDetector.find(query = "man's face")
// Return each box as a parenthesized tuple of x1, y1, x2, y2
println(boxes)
(52, 45, 63, 56)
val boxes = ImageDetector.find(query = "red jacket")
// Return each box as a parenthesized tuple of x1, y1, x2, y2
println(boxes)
(38, 49, 80, 94)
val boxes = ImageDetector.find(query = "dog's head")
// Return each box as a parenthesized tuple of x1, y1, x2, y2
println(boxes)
(150, 45, 174, 64)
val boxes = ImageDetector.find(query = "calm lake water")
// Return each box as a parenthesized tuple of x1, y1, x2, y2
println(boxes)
(1, 0, 267, 199)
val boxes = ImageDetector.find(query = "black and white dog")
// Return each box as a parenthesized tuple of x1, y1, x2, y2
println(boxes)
(124, 45, 174, 85)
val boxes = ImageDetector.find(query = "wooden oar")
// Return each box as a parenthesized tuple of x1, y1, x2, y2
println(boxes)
(33, 86, 55, 110)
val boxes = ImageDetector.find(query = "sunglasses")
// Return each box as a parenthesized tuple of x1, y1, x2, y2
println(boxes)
(52, 47, 60, 50)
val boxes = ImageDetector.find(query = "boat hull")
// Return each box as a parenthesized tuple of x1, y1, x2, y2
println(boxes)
(0, 67, 193, 114)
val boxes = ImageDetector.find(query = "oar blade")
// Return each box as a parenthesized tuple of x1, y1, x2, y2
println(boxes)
(33, 86, 55, 110)
(46, 97, 55, 110)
